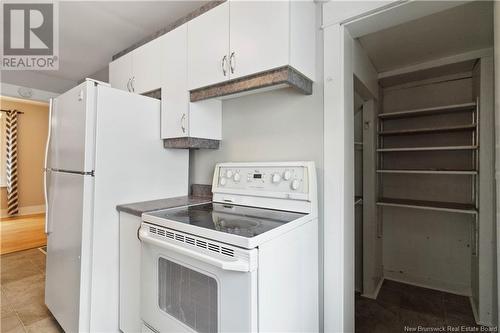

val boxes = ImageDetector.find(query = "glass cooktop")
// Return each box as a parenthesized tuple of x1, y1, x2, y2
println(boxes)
(146, 203, 306, 238)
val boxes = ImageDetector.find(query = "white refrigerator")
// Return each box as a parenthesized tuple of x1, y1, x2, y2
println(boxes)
(44, 79, 188, 333)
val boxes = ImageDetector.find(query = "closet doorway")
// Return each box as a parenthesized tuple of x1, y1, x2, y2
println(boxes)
(344, 1, 496, 331)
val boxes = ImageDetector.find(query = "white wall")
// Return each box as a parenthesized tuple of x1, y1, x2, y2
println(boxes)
(189, 85, 323, 184)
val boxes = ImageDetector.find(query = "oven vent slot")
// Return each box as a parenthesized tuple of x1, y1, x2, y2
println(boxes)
(221, 247, 234, 257)
(208, 243, 220, 253)
(146, 224, 236, 258)
(185, 237, 196, 246)
(196, 240, 207, 249)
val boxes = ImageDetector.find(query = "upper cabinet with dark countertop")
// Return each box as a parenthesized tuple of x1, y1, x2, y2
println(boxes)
(188, 1, 315, 93)
(108, 0, 316, 149)
(159, 24, 222, 145)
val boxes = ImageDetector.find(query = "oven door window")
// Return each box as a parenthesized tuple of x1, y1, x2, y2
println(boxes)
(158, 257, 218, 333)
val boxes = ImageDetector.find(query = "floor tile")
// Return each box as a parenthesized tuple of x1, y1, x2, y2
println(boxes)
(442, 292, 470, 305)
(377, 286, 402, 307)
(400, 291, 445, 318)
(1, 260, 41, 285)
(15, 300, 51, 326)
(1, 304, 15, 318)
(1, 313, 26, 333)
(356, 281, 481, 333)
(399, 308, 446, 329)
(26, 317, 63, 333)
(444, 300, 476, 323)
(2, 274, 45, 308)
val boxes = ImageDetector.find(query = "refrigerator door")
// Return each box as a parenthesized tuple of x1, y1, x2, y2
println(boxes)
(45, 170, 94, 333)
(46, 80, 96, 172)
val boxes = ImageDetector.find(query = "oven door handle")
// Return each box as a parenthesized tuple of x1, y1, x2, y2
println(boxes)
(139, 229, 251, 272)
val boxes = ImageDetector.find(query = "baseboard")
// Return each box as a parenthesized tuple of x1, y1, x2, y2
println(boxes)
(362, 277, 384, 299)
(0, 205, 45, 218)
(383, 272, 471, 296)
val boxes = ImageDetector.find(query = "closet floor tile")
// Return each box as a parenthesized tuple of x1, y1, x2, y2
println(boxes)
(355, 281, 487, 333)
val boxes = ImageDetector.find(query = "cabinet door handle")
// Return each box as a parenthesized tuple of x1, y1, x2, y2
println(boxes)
(126, 78, 131, 92)
(131, 76, 135, 92)
(229, 52, 235, 74)
(221, 55, 227, 77)
(181, 113, 187, 134)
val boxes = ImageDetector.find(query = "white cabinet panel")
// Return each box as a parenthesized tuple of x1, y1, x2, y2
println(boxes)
(132, 40, 162, 94)
(229, 1, 289, 79)
(161, 24, 222, 140)
(119, 212, 142, 333)
(161, 25, 189, 139)
(109, 54, 133, 92)
(188, 2, 230, 90)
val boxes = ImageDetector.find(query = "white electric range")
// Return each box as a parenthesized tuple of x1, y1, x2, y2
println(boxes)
(139, 161, 319, 333)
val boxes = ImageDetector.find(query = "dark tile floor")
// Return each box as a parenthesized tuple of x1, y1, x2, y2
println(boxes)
(356, 280, 487, 333)
(1, 248, 63, 333)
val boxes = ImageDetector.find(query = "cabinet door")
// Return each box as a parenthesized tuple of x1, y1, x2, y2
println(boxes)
(161, 25, 189, 139)
(132, 39, 162, 94)
(109, 54, 132, 92)
(229, 1, 289, 80)
(188, 2, 230, 90)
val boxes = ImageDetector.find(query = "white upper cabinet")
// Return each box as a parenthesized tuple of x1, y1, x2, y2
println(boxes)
(161, 24, 222, 140)
(109, 53, 133, 92)
(187, 0, 316, 91)
(187, 2, 230, 90)
(161, 25, 190, 139)
(109, 38, 162, 94)
(131, 40, 162, 94)
(229, 1, 289, 80)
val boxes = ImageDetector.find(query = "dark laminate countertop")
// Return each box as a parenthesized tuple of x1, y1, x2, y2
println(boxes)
(116, 195, 212, 217)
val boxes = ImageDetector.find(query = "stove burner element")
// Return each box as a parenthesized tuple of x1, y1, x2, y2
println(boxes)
(213, 217, 262, 237)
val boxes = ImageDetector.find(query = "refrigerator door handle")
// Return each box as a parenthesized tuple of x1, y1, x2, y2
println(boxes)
(44, 98, 53, 234)
(44, 98, 54, 171)
(44, 170, 50, 234)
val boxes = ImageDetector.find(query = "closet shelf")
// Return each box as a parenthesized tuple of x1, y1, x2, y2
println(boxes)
(355, 196, 363, 206)
(377, 145, 478, 152)
(376, 198, 477, 215)
(378, 124, 476, 136)
(378, 102, 476, 120)
(376, 169, 478, 175)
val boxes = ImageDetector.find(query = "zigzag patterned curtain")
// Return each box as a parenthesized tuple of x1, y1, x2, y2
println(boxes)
(6, 110, 19, 216)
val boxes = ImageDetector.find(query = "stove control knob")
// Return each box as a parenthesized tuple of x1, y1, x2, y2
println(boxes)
(283, 170, 292, 181)
(220, 178, 227, 186)
(226, 170, 233, 178)
(272, 173, 281, 183)
(233, 173, 241, 182)
(291, 179, 300, 190)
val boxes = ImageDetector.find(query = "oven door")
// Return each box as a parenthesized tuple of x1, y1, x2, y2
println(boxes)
(139, 223, 258, 333)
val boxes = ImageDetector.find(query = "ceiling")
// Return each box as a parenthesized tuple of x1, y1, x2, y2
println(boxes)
(1, 1, 207, 93)
(357, 1, 494, 73)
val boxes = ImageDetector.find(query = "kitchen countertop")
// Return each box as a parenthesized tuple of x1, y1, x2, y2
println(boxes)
(116, 195, 212, 217)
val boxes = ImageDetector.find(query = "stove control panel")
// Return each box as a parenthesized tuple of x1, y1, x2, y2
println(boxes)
(216, 164, 308, 193)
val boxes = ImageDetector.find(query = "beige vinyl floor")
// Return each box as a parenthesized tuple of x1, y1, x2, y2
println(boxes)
(1, 248, 62, 333)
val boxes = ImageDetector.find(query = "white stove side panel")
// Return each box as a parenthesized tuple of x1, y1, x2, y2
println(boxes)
(258, 217, 319, 332)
